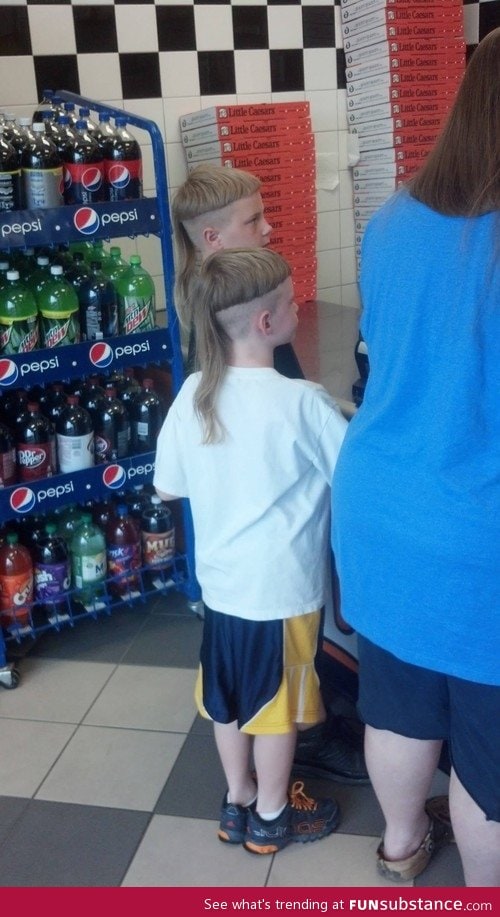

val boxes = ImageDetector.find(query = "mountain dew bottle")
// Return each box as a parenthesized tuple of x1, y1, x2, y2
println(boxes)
(37, 264, 80, 348)
(116, 254, 155, 335)
(70, 513, 107, 606)
(101, 245, 128, 288)
(0, 269, 39, 354)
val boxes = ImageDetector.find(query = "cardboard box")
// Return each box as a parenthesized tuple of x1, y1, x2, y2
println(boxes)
(350, 115, 444, 136)
(179, 103, 310, 131)
(341, 0, 462, 19)
(184, 135, 315, 164)
(345, 35, 464, 66)
(342, 4, 463, 40)
(346, 52, 464, 82)
(181, 117, 312, 147)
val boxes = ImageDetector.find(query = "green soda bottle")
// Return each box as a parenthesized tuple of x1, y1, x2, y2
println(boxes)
(100, 245, 128, 288)
(116, 254, 156, 335)
(84, 239, 106, 264)
(0, 269, 39, 354)
(28, 254, 52, 302)
(70, 513, 107, 606)
(37, 264, 80, 348)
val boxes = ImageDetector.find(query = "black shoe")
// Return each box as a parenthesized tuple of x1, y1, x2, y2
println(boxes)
(292, 715, 369, 785)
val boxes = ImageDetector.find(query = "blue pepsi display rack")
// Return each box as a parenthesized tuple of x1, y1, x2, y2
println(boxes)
(0, 94, 201, 688)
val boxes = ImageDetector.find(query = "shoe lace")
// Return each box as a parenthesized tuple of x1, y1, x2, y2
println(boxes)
(288, 781, 318, 812)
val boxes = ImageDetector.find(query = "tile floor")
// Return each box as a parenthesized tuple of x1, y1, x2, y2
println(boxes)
(0, 303, 465, 887)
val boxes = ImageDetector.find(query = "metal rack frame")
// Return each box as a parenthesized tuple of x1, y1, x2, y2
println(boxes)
(0, 94, 201, 688)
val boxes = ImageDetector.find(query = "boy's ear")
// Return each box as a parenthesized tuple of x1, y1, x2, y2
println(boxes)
(256, 310, 273, 335)
(202, 226, 222, 250)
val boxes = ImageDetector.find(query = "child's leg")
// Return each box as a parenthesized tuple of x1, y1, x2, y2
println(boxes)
(253, 728, 297, 814)
(213, 719, 257, 806)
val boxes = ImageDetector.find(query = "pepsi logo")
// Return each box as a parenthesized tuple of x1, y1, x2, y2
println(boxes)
(74, 207, 100, 236)
(89, 341, 113, 368)
(103, 464, 127, 490)
(10, 487, 36, 514)
(108, 165, 131, 190)
(82, 167, 103, 193)
(0, 358, 19, 387)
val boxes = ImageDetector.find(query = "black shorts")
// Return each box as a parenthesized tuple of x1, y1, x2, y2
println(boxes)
(357, 635, 500, 822)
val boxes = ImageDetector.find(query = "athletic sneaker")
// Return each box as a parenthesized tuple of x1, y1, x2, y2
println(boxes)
(244, 781, 340, 855)
(218, 793, 254, 844)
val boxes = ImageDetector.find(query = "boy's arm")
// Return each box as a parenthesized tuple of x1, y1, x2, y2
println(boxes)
(154, 486, 180, 502)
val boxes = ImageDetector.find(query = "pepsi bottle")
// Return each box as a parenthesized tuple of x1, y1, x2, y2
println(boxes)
(33, 89, 55, 124)
(56, 394, 94, 472)
(77, 260, 118, 340)
(94, 111, 116, 154)
(93, 387, 130, 463)
(63, 119, 105, 205)
(53, 114, 77, 159)
(129, 378, 164, 454)
(104, 116, 142, 201)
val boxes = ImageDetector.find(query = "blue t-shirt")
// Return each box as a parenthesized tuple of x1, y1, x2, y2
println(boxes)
(332, 191, 500, 685)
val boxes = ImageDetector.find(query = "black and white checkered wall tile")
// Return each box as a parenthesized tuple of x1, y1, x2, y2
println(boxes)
(1, 1, 498, 107)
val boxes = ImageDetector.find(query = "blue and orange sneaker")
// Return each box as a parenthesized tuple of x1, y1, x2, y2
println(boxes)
(218, 793, 254, 844)
(244, 781, 340, 855)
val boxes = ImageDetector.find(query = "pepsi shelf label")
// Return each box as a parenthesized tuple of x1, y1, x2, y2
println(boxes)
(1, 452, 156, 516)
(0, 199, 158, 248)
(0, 330, 170, 388)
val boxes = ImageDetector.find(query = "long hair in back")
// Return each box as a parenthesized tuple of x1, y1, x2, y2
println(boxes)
(410, 27, 500, 216)
(192, 249, 291, 444)
(171, 165, 262, 328)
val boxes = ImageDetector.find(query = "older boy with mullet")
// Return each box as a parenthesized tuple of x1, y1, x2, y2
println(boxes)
(154, 249, 347, 854)
(171, 164, 369, 787)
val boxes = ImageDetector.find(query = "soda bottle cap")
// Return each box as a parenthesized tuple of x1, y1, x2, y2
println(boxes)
(6, 532, 18, 545)
(27, 402, 40, 411)
(67, 395, 78, 404)
(81, 513, 92, 523)
(115, 116, 127, 127)
(151, 496, 162, 505)
(64, 102, 75, 112)
(42, 89, 54, 98)
(142, 378, 154, 389)
(19, 117, 31, 127)
(79, 107, 90, 117)
(116, 504, 128, 516)
(32, 123, 45, 134)
(0, 260, 9, 269)
(99, 113, 111, 123)
(106, 387, 117, 398)
(6, 270, 19, 280)
(75, 119, 87, 131)
(129, 255, 141, 266)
(45, 523, 57, 534)
(56, 115, 70, 125)
(50, 265, 63, 275)
(36, 256, 50, 266)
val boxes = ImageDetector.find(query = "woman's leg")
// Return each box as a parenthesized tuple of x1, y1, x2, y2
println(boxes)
(365, 725, 442, 859)
(449, 768, 500, 886)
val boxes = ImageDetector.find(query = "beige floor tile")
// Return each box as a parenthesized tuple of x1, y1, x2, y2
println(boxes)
(35, 725, 185, 811)
(0, 659, 116, 723)
(83, 665, 198, 733)
(0, 719, 76, 797)
(267, 833, 411, 888)
(122, 814, 272, 887)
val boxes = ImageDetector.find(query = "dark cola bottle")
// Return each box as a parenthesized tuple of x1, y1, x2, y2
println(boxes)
(0, 420, 16, 487)
(129, 378, 165, 454)
(117, 367, 141, 411)
(62, 119, 105, 205)
(21, 122, 64, 209)
(32, 89, 55, 123)
(79, 376, 106, 420)
(93, 111, 116, 155)
(55, 394, 94, 473)
(141, 495, 175, 577)
(104, 116, 142, 201)
(64, 250, 91, 298)
(78, 260, 118, 340)
(0, 126, 22, 211)
(42, 382, 68, 427)
(15, 401, 57, 483)
(93, 387, 130, 464)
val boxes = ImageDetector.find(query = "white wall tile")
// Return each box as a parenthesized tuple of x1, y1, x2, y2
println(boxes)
(163, 96, 202, 142)
(304, 49, 337, 92)
(115, 6, 159, 53)
(267, 7, 303, 49)
(160, 52, 200, 99)
(318, 247, 341, 290)
(28, 6, 76, 56)
(0, 58, 38, 108)
(194, 7, 234, 52)
(78, 55, 123, 104)
(308, 89, 339, 133)
(318, 210, 341, 251)
(234, 51, 272, 95)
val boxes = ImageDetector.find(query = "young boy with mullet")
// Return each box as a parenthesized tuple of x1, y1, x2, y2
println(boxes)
(171, 164, 369, 787)
(153, 248, 347, 854)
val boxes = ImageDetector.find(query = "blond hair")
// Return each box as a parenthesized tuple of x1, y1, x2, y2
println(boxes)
(193, 249, 292, 443)
(171, 165, 262, 328)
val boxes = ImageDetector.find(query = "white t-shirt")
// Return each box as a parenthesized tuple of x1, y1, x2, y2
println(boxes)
(153, 367, 347, 621)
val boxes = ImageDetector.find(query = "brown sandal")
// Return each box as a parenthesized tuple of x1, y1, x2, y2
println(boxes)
(377, 801, 454, 883)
